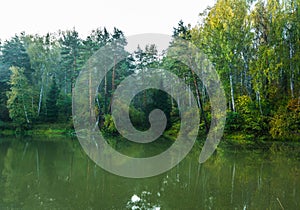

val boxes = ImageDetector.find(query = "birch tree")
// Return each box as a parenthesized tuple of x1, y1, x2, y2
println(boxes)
(6, 66, 36, 129)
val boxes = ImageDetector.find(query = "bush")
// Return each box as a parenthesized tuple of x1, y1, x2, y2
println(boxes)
(102, 114, 118, 135)
(270, 99, 300, 140)
(235, 95, 267, 135)
(225, 111, 243, 132)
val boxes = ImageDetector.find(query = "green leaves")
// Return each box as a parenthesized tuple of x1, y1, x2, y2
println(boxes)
(46, 79, 59, 123)
(192, 0, 300, 139)
(270, 99, 300, 140)
(6, 66, 36, 128)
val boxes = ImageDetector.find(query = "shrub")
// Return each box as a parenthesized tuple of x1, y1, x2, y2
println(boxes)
(102, 114, 117, 135)
(270, 99, 300, 140)
(235, 95, 267, 135)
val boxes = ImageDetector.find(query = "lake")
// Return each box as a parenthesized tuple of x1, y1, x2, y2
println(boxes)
(0, 136, 299, 209)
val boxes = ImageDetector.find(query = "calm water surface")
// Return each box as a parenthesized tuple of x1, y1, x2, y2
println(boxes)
(0, 136, 299, 209)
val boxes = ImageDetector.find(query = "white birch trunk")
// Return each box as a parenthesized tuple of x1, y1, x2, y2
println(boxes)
(256, 91, 263, 114)
(64, 71, 67, 95)
(23, 104, 30, 124)
(22, 94, 30, 123)
(290, 41, 294, 98)
(230, 74, 235, 112)
(37, 83, 44, 116)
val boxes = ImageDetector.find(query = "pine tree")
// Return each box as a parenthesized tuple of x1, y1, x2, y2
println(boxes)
(46, 78, 59, 122)
(59, 29, 82, 94)
(1, 33, 33, 82)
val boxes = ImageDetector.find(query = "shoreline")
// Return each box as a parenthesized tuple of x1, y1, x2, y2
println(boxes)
(1, 123, 299, 148)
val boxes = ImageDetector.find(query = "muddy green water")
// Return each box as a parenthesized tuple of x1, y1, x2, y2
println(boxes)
(0, 136, 299, 209)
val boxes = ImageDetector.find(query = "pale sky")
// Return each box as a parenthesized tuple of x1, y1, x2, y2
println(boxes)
(0, 0, 214, 41)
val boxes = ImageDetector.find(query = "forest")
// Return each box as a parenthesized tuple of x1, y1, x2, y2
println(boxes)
(0, 0, 299, 141)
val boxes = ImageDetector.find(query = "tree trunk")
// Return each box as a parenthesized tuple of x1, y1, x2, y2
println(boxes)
(72, 53, 77, 93)
(112, 55, 116, 92)
(23, 104, 29, 124)
(104, 70, 108, 114)
(22, 94, 30, 124)
(290, 41, 294, 98)
(256, 91, 263, 114)
(230, 74, 236, 112)
(108, 56, 116, 114)
(89, 71, 93, 124)
(64, 71, 67, 95)
(37, 83, 43, 116)
(191, 70, 209, 134)
(37, 69, 45, 116)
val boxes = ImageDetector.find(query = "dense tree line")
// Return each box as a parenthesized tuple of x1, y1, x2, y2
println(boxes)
(0, 0, 299, 140)
(188, 0, 300, 139)
(0, 28, 132, 128)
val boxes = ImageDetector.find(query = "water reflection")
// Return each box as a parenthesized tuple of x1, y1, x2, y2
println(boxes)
(127, 192, 160, 210)
(0, 137, 299, 209)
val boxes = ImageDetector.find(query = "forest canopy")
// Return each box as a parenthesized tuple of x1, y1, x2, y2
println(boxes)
(0, 0, 299, 140)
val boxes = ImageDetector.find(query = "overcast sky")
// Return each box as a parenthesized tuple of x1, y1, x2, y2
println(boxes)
(0, 0, 214, 41)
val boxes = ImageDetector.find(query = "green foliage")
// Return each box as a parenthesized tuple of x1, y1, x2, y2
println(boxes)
(225, 111, 243, 132)
(145, 89, 172, 129)
(26, 34, 61, 120)
(270, 99, 300, 140)
(129, 107, 146, 130)
(102, 114, 117, 135)
(56, 93, 72, 122)
(0, 34, 33, 122)
(235, 95, 267, 134)
(163, 122, 180, 140)
(0, 85, 10, 121)
(6, 66, 36, 128)
(0, 1, 299, 142)
(46, 79, 59, 122)
(190, 0, 300, 140)
(59, 29, 82, 94)
(1, 34, 33, 82)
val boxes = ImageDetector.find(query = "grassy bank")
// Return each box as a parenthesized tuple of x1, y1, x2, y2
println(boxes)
(163, 121, 300, 147)
(0, 122, 74, 137)
(1, 120, 299, 147)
